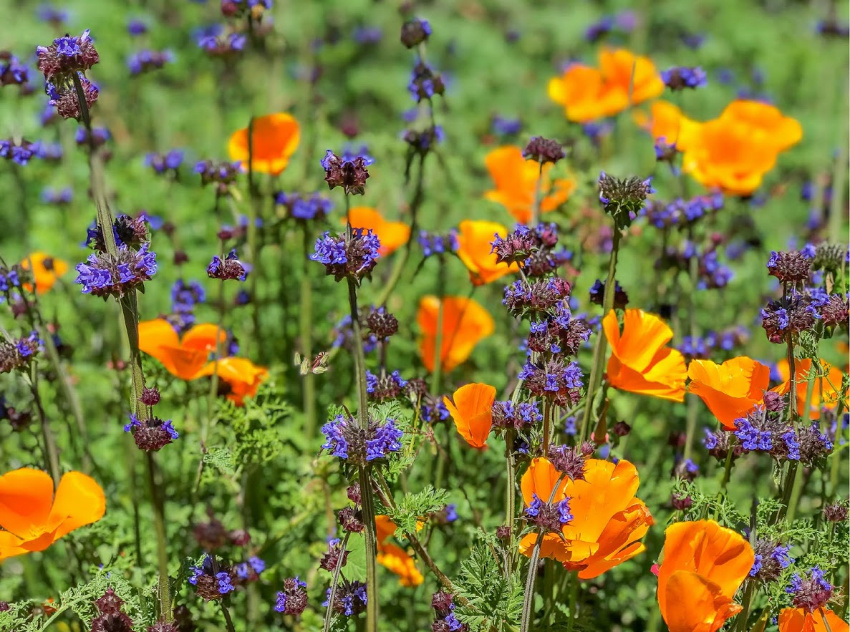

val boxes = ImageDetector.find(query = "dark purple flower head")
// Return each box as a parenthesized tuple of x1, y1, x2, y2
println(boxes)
(491, 400, 542, 430)
(145, 150, 184, 175)
(195, 159, 240, 193)
(198, 31, 247, 55)
(786, 567, 832, 612)
(0, 332, 40, 374)
(419, 230, 459, 258)
(324, 580, 367, 617)
(321, 414, 403, 466)
(319, 537, 350, 571)
(0, 54, 30, 87)
(822, 501, 848, 523)
(597, 172, 654, 229)
(366, 369, 408, 401)
(36, 30, 99, 83)
(275, 191, 334, 221)
(588, 279, 629, 309)
(547, 443, 588, 480)
(749, 540, 793, 581)
(124, 413, 178, 451)
(275, 577, 307, 616)
(400, 17, 431, 48)
(524, 493, 572, 531)
(490, 225, 538, 266)
(816, 19, 850, 38)
(92, 588, 134, 632)
(408, 61, 445, 102)
(662, 67, 707, 90)
(44, 72, 99, 120)
(310, 229, 380, 283)
(0, 139, 40, 166)
(127, 19, 148, 36)
(760, 291, 817, 343)
(338, 506, 364, 533)
(75, 243, 157, 299)
(522, 136, 565, 164)
(519, 358, 583, 406)
(365, 306, 399, 341)
(767, 250, 812, 284)
(320, 149, 372, 195)
(207, 249, 249, 282)
(503, 277, 572, 318)
(128, 49, 173, 75)
(402, 125, 445, 153)
(654, 137, 678, 162)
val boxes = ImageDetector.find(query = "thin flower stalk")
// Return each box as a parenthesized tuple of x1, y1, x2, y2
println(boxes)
(323, 532, 352, 632)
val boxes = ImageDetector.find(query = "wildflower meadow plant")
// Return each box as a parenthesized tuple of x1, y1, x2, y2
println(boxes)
(0, 3, 847, 632)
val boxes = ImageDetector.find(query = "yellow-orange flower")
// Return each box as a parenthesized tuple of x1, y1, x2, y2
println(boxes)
(518, 457, 653, 579)
(444, 383, 496, 449)
(548, 48, 664, 122)
(0, 468, 105, 562)
(657, 520, 754, 632)
(20, 252, 69, 294)
(775, 358, 845, 420)
(374, 515, 424, 587)
(483, 146, 575, 224)
(194, 357, 269, 406)
(456, 220, 518, 285)
(719, 100, 803, 152)
(603, 309, 687, 402)
(634, 100, 701, 151)
(228, 112, 300, 176)
(344, 206, 410, 256)
(139, 319, 227, 380)
(779, 607, 849, 632)
(688, 357, 771, 429)
(417, 296, 495, 373)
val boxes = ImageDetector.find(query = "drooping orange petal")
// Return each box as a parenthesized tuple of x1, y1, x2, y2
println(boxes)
(574, 500, 654, 579)
(181, 324, 227, 352)
(227, 112, 301, 176)
(663, 570, 743, 632)
(520, 457, 568, 507)
(417, 296, 495, 373)
(688, 357, 770, 428)
(0, 468, 55, 538)
(46, 471, 106, 541)
(139, 319, 181, 373)
(779, 608, 850, 632)
(775, 358, 845, 419)
(376, 543, 424, 586)
(345, 207, 410, 256)
(20, 252, 69, 294)
(195, 357, 269, 405)
(443, 383, 496, 449)
(0, 529, 28, 562)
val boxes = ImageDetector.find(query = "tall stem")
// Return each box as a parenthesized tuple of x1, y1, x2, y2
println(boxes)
(531, 161, 544, 226)
(430, 260, 446, 395)
(323, 532, 352, 632)
(146, 452, 171, 621)
(683, 234, 700, 462)
(579, 228, 621, 443)
(520, 532, 544, 632)
(504, 429, 516, 577)
(301, 226, 317, 437)
(30, 367, 60, 485)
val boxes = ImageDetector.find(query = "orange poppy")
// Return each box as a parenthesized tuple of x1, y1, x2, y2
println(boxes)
(456, 220, 519, 285)
(483, 146, 575, 224)
(0, 468, 105, 562)
(139, 319, 227, 381)
(443, 383, 496, 449)
(548, 49, 664, 123)
(228, 112, 300, 176)
(656, 520, 754, 632)
(20, 252, 69, 294)
(374, 515, 424, 587)
(775, 358, 845, 420)
(719, 100, 803, 152)
(779, 607, 849, 632)
(688, 357, 771, 429)
(417, 296, 495, 373)
(194, 357, 269, 406)
(344, 207, 411, 256)
(518, 457, 653, 579)
(603, 309, 687, 402)
(634, 100, 701, 152)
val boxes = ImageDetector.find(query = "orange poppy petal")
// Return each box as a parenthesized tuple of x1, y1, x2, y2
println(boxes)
(0, 529, 28, 562)
(456, 220, 517, 285)
(20, 252, 69, 294)
(375, 515, 397, 545)
(520, 457, 568, 507)
(196, 357, 269, 404)
(417, 296, 495, 373)
(576, 501, 654, 579)
(0, 468, 55, 538)
(181, 324, 227, 352)
(377, 543, 424, 587)
(663, 570, 743, 632)
(227, 112, 301, 176)
(444, 383, 496, 449)
(139, 319, 181, 372)
(47, 471, 106, 541)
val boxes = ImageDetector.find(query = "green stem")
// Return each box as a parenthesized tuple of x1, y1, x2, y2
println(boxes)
(531, 161, 544, 226)
(542, 400, 552, 453)
(505, 429, 516, 577)
(683, 229, 700, 462)
(301, 227, 317, 437)
(29, 367, 60, 485)
(323, 532, 352, 632)
(720, 447, 734, 491)
(146, 452, 171, 622)
(430, 261, 446, 395)
(568, 571, 579, 632)
(579, 227, 621, 443)
(734, 581, 755, 632)
(220, 601, 237, 632)
(520, 532, 544, 632)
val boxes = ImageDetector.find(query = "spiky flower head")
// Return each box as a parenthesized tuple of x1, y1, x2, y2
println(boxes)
(597, 172, 655, 229)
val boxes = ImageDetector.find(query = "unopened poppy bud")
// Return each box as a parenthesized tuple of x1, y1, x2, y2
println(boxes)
(522, 136, 565, 164)
(400, 18, 431, 48)
(139, 387, 161, 406)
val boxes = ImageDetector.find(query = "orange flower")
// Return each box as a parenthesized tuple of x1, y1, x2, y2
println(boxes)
(228, 112, 300, 176)
(417, 296, 495, 373)
(688, 357, 771, 429)
(656, 520, 755, 632)
(779, 607, 849, 632)
(456, 220, 519, 285)
(195, 357, 269, 406)
(374, 516, 424, 587)
(634, 100, 701, 151)
(139, 319, 227, 380)
(548, 49, 664, 122)
(603, 309, 687, 402)
(0, 468, 105, 562)
(518, 457, 653, 579)
(20, 252, 69, 294)
(719, 100, 803, 152)
(775, 358, 845, 419)
(344, 206, 410, 256)
(483, 146, 575, 224)
(444, 383, 496, 449)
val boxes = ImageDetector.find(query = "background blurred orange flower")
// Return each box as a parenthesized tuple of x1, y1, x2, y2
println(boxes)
(139, 319, 226, 380)
(719, 100, 803, 151)
(519, 457, 653, 578)
(688, 357, 771, 429)
(548, 48, 664, 122)
(344, 206, 410, 256)
(456, 220, 518, 285)
(778, 607, 849, 632)
(634, 100, 701, 151)
(195, 357, 268, 406)
(657, 520, 754, 632)
(603, 309, 687, 402)
(20, 252, 68, 294)
(775, 358, 845, 419)
(444, 382, 496, 449)
(0, 468, 105, 562)
(417, 296, 495, 373)
(374, 515, 423, 587)
(228, 112, 300, 176)
(483, 146, 575, 224)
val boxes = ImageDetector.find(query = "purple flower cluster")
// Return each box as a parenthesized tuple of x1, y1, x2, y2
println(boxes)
(41, 186, 73, 205)
(198, 31, 247, 55)
(419, 230, 459, 258)
(786, 567, 833, 612)
(0, 54, 30, 87)
(0, 139, 41, 166)
(597, 172, 655, 229)
(366, 370, 408, 401)
(749, 540, 793, 581)
(321, 415, 403, 465)
(274, 577, 308, 616)
(0, 332, 41, 374)
(431, 591, 467, 632)
(491, 400, 542, 430)
(324, 580, 368, 616)
(127, 49, 173, 75)
(274, 191, 334, 221)
(661, 66, 707, 90)
(400, 17, 431, 48)
(767, 249, 814, 284)
(208, 249, 250, 282)
(408, 61, 445, 102)
(525, 494, 573, 531)
(641, 194, 724, 228)
(733, 407, 833, 464)
(677, 327, 750, 359)
(311, 229, 381, 283)
(75, 243, 157, 299)
(321, 148, 373, 195)
(145, 150, 184, 175)
(36, 30, 99, 83)
(519, 358, 583, 406)
(124, 413, 178, 452)
(189, 557, 235, 601)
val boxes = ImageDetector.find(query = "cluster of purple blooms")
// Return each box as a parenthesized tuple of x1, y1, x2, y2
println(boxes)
(661, 66, 708, 90)
(583, 11, 636, 42)
(321, 414, 403, 466)
(324, 580, 368, 617)
(124, 413, 178, 452)
(524, 493, 573, 532)
(320, 147, 373, 196)
(41, 186, 73, 205)
(365, 369, 408, 401)
(208, 249, 250, 282)
(491, 115, 522, 136)
(729, 402, 833, 465)
(419, 230, 459, 258)
(188, 556, 236, 600)
(36, 30, 100, 120)
(786, 567, 833, 612)
(641, 194, 725, 228)
(127, 49, 173, 75)
(170, 279, 206, 332)
(0, 139, 42, 166)
(0, 54, 30, 88)
(431, 591, 467, 632)
(0, 332, 41, 374)
(274, 191, 334, 221)
(491, 400, 542, 430)
(749, 541, 793, 580)
(274, 577, 308, 616)
(311, 229, 381, 283)
(75, 242, 157, 299)
(145, 149, 184, 176)
(678, 326, 750, 358)
(197, 30, 247, 56)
